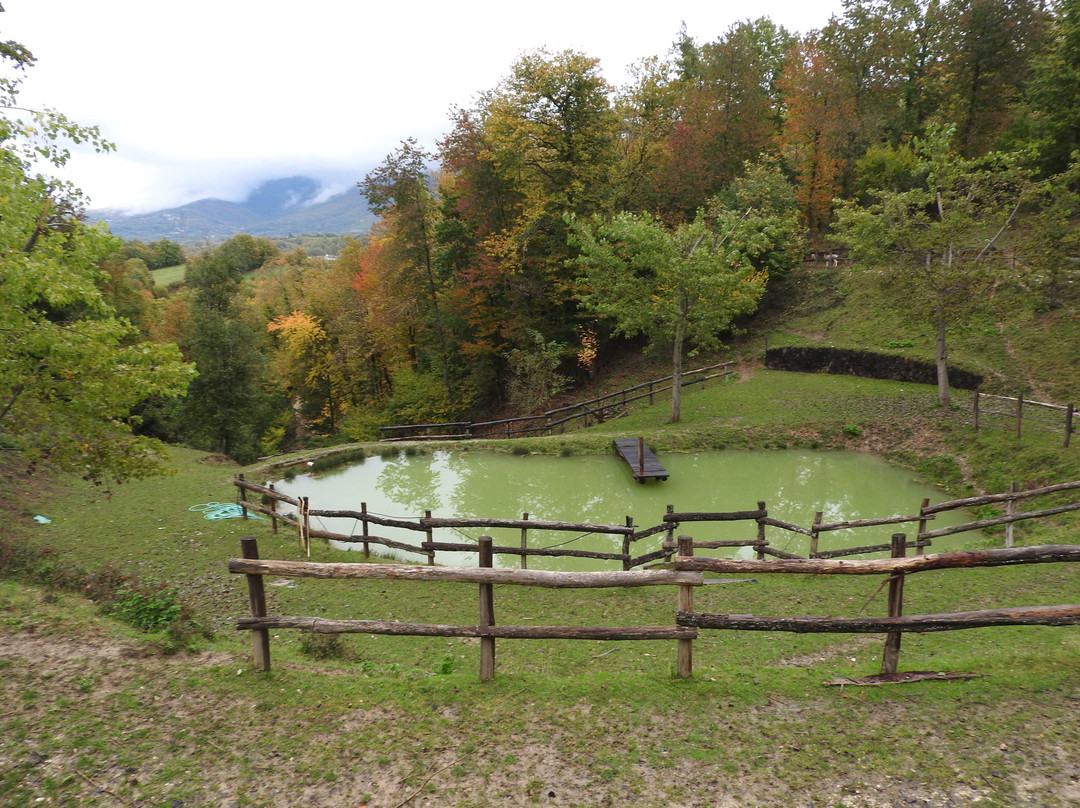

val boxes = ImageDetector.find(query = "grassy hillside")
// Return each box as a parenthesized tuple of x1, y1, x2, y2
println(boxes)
(2, 262, 1079, 807)
(748, 262, 1080, 404)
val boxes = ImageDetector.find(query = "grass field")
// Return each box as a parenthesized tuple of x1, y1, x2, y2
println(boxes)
(3, 258, 1080, 806)
(150, 263, 186, 287)
(3, 363, 1079, 807)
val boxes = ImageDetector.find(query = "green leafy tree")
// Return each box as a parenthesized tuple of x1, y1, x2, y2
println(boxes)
(568, 210, 767, 423)
(179, 247, 279, 462)
(834, 126, 1034, 406)
(0, 34, 194, 483)
(1026, 0, 1080, 174)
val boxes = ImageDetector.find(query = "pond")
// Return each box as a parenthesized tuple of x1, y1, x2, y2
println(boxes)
(272, 448, 976, 569)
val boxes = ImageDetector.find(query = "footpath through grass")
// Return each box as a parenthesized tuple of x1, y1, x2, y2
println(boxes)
(2, 370, 1080, 807)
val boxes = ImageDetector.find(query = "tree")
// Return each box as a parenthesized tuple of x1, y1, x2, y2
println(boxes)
(1026, 0, 1080, 174)
(360, 139, 453, 401)
(659, 19, 794, 221)
(779, 35, 857, 239)
(179, 246, 279, 462)
(834, 126, 1034, 406)
(438, 49, 620, 361)
(0, 34, 194, 483)
(931, 0, 1048, 157)
(568, 210, 767, 423)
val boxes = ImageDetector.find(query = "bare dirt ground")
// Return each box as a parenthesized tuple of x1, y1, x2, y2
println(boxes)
(4, 613, 1080, 808)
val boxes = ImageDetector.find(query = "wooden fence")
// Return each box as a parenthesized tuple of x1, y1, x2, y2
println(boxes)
(973, 391, 1075, 447)
(231, 534, 1080, 682)
(232, 477, 1080, 566)
(377, 361, 735, 441)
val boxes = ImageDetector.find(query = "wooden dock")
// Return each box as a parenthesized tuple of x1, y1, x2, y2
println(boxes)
(613, 438, 669, 484)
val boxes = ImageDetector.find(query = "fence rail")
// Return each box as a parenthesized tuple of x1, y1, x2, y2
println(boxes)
(233, 476, 1080, 566)
(232, 535, 1080, 682)
(973, 391, 1075, 447)
(378, 362, 735, 441)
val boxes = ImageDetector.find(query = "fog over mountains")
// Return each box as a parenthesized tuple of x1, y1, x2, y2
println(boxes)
(90, 176, 377, 244)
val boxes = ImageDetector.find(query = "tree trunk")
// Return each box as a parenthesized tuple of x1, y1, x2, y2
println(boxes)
(935, 305, 951, 407)
(670, 320, 685, 423)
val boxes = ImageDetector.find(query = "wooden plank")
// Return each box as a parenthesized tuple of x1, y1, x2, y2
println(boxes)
(229, 558, 703, 588)
(612, 438, 669, 482)
(236, 616, 698, 640)
(677, 603, 1080, 633)
(675, 544, 1080, 575)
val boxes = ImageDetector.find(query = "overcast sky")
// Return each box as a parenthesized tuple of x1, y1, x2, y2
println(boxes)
(4, 1, 846, 213)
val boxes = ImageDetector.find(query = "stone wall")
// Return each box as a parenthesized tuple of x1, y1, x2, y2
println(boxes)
(764, 346, 983, 390)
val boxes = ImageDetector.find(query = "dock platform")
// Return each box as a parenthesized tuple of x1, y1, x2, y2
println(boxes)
(613, 438, 669, 483)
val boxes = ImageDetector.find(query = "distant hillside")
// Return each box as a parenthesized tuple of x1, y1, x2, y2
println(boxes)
(90, 176, 377, 243)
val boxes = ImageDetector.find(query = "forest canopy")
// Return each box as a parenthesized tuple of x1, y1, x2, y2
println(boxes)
(5, 0, 1080, 470)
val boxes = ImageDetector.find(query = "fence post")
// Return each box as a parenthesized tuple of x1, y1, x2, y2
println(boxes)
(756, 501, 767, 560)
(664, 505, 676, 561)
(973, 391, 980, 433)
(810, 511, 823, 558)
(520, 513, 529, 570)
(916, 498, 930, 556)
(648, 382, 654, 406)
(361, 502, 370, 559)
(1065, 405, 1074, 449)
(622, 516, 634, 570)
(1016, 393, 1024, 438)
(241, 536, 271, 672)
(295, 499, 308, 557)
(268, 483, 279, 534)
(676, 535, 694, 679)
(238, 474, 249, 519)
(880, 533, 907, 675)
(1005, 483, 1018, 548)
(478, 536, 495, 682)
(425, 510, 435, 566)
(303, 496, 312, 557)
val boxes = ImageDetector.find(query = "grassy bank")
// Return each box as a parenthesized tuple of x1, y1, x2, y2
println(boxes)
(3, 361, 1080, 807)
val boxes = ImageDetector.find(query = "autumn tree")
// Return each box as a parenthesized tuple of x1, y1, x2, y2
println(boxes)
(658, 19, 795, 221)
(779, 35, 856, 238)
(360, 138, 453, 401)
(438, 49, 620, 365)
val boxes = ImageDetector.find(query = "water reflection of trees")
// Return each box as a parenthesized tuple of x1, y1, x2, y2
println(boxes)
(375, 451, 456, 513)
(284, 449, 969, 566)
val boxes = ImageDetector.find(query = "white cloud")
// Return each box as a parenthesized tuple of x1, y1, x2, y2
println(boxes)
(3, 0, 845, 212)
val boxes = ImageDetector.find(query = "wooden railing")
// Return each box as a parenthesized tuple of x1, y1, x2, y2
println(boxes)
(231, 534, 1080, 682)
(378, 361, 736, 441)
(232, 476, 1080, 566)
(973, 391, 1075, 447)
(675, 539, 1080, 679)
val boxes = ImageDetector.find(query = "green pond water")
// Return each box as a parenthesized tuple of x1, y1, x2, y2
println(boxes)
(274, 449, 976, 569)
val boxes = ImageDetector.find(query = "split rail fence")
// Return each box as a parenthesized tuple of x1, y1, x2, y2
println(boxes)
(232, 476, 1080, 566)
(229, 478, 1080, 681)
(377, 361, 735, 441)
(231, 535, 1080, 682)
(973, 391, 1076, 447)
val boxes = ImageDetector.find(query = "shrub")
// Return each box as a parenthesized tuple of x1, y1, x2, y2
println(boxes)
(299, 633, 353, 661)
(104, 581, 183, 632)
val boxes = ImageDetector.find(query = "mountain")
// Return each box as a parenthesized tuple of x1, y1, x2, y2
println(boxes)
(90, 176, 377, 244)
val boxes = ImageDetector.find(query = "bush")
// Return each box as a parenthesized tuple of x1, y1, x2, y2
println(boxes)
(104, 582, 182, 632)
(299, 633, 353, 661)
